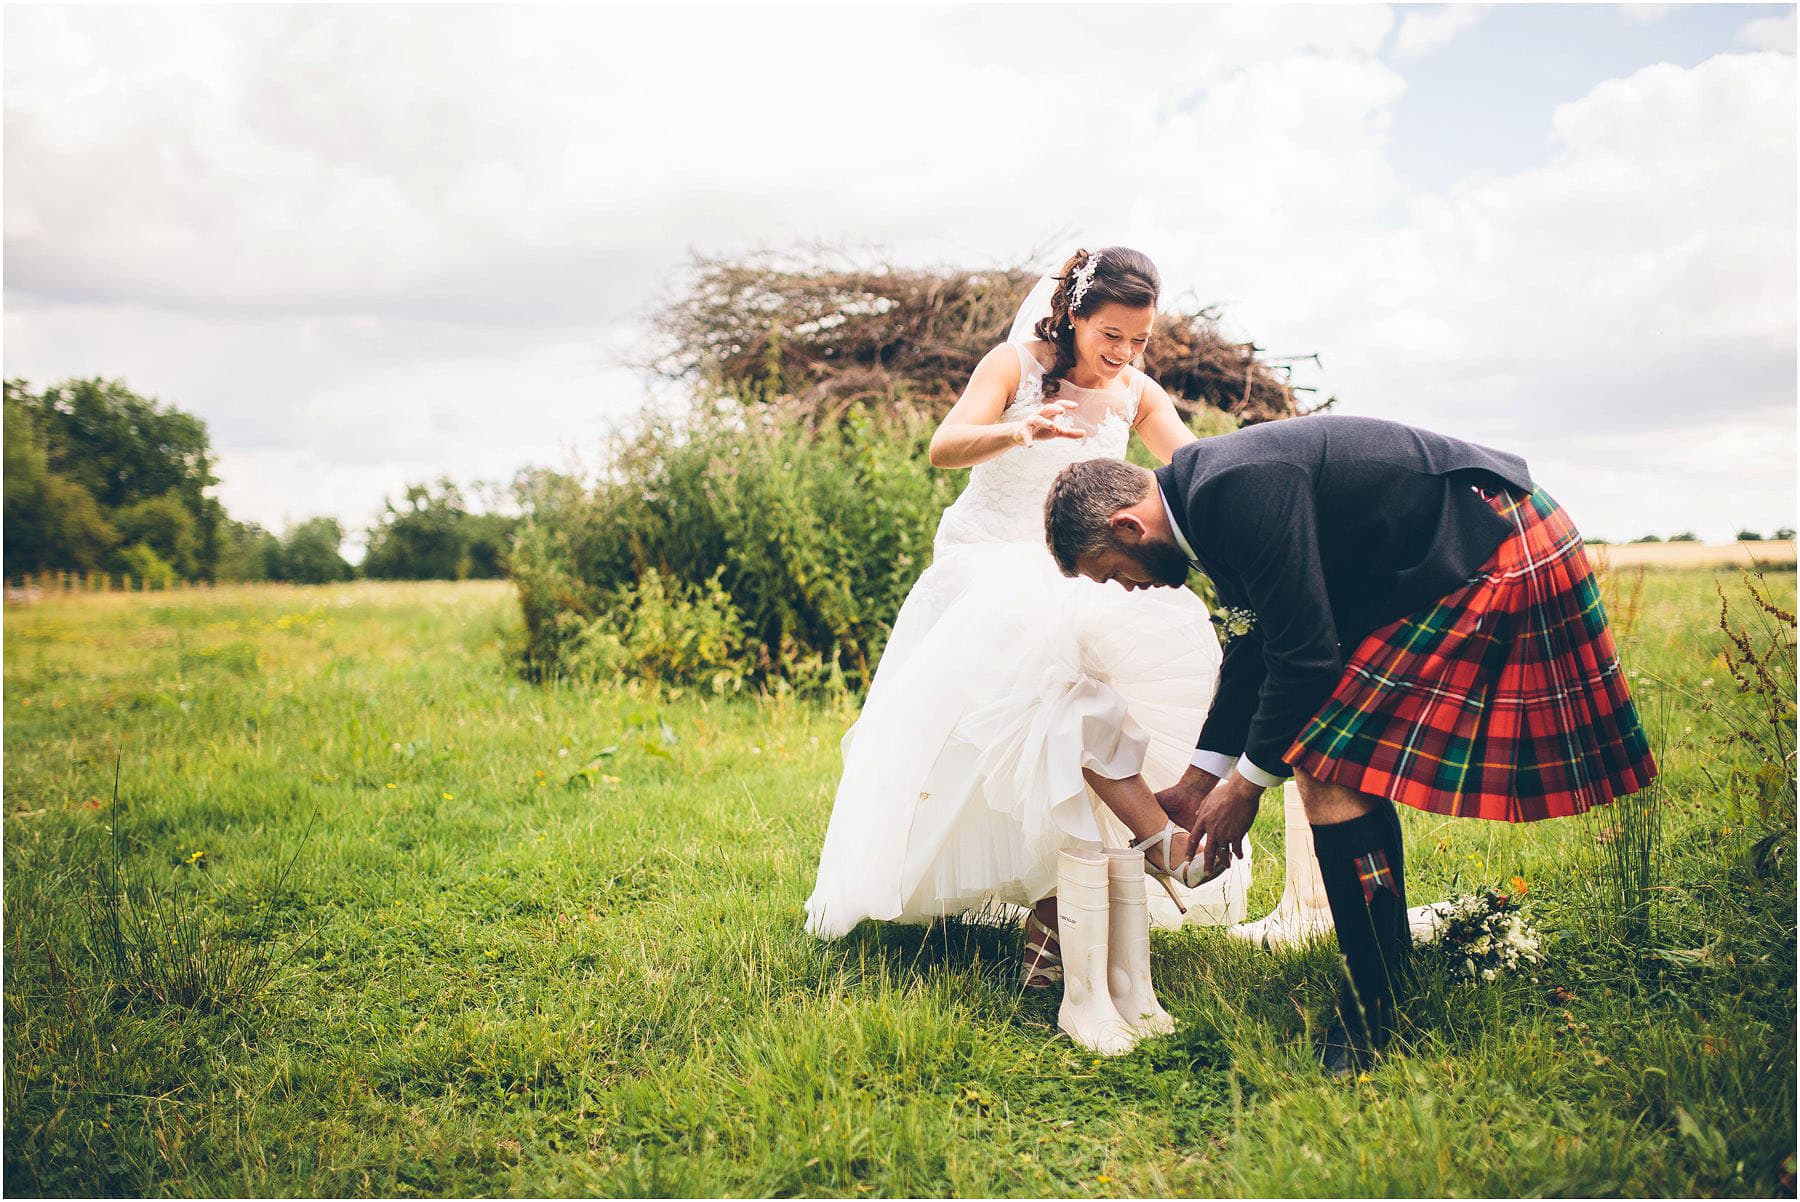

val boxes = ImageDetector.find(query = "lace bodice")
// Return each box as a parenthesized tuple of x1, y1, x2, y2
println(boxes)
(935, 342, 1145, 550)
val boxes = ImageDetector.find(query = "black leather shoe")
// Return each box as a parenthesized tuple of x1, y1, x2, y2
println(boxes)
(1317, 1019, 1377, 1078)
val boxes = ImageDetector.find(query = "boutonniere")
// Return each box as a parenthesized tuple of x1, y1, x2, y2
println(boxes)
(1213, 606, 1258, 646)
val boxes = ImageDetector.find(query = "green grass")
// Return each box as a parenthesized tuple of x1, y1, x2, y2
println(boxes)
(4, 573, 1793, 1197)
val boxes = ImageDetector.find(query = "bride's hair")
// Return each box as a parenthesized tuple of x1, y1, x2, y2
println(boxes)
(1032, 246, 1161, 399)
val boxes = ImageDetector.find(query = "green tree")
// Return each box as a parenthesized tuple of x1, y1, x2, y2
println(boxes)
(363, 479, 514, 580)
(8, 377, 222, 577)
(213, 518, 281, 582)
(4, 390, 121, 575)
(276, 518, 354, 585)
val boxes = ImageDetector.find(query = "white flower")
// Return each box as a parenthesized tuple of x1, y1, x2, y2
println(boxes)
(1068, 251, 1102, 314)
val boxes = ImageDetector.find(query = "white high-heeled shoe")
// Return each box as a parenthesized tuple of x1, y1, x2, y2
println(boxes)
(1131, 821, 1226, 911)
(1054, 848, 1138, 1056)
(1229, 780, 1335, 948)
(1103, 848, 1176, 1037)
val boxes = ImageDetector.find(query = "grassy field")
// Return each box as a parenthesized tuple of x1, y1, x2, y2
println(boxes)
(4, 572, 1794, 1197)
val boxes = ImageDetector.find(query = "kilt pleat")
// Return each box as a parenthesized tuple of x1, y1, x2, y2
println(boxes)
(1288, 485, 1657, 822)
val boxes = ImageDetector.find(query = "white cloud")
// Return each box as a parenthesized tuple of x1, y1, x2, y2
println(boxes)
(3, 5, 1395, 318)
(4, 7, 1793, 546)
(1247, 51, 1796, 541)
(1392, 4, 1487, 59)
(1618, 4, 1673, 25)
(1738, 9, 1797, 53)
(3, 3, 1404, 533)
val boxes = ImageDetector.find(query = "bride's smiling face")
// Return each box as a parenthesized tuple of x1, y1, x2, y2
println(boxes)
(1070, 302, 1154, 380)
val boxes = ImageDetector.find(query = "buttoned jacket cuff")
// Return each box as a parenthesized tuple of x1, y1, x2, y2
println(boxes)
(1189, 749, 1235, 778)
(1236, 754, 1289, 789)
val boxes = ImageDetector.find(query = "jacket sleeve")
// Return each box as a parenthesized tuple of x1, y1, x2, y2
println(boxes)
(1195, 463, 1344, 780)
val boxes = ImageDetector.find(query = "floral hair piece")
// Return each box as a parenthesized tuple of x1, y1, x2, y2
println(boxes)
(1066, 250, 1102, 319)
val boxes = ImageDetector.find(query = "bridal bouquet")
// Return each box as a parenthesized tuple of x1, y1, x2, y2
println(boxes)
(1410, 881, 1542, 983)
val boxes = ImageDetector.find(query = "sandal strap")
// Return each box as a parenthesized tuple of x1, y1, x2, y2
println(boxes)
(1024, 912, 1063, 986)
(1133, 821, 1201, 885)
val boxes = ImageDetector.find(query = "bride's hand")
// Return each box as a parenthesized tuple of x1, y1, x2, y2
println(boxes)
(1011, 400, 1086, 447)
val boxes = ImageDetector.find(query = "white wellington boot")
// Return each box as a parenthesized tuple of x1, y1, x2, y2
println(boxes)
(1055, 848, 1139, 1056)
(1228, 780, 1335, 948)
(1103, 849, 1177, 1037)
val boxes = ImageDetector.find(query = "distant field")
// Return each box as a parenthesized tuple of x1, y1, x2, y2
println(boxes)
(4, 572, 1794, 1196)
(1589, 540, 1796, 568)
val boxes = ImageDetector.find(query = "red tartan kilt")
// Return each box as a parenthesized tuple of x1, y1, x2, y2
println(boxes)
(1286, 485, 1658, 822)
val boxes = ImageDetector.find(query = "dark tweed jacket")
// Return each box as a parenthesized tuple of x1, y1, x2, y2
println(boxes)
(1154, 414, 1535, 781)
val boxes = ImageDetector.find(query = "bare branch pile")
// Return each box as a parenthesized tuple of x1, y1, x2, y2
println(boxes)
(644, 247, 1330, 428)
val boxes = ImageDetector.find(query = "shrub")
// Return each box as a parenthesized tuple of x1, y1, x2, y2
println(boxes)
(112, 494, 200, 578)
(513, 401, 956, 693)
(113, 541, 178, 587)
(559, 568, 753, 694)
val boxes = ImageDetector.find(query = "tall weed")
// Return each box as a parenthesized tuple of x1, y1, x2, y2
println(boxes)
(84, 756, 318, 1013)
(1704, 570, 1797, 875)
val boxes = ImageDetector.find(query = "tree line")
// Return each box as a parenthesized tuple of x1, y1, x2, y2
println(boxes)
(4, 378, 516, 585)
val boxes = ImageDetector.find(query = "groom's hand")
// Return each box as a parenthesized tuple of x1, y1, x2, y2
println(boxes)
(1191, 772, 1263, 880)
(1155, 766, 1220, 833)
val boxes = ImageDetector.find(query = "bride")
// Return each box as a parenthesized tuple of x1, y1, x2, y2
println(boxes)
(804, 247, 1250, 985)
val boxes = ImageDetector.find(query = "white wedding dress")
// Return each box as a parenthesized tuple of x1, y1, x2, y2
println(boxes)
(804, 341, 1251, 937)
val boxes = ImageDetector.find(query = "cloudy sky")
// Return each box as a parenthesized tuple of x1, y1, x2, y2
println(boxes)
(5, 2, 1794, 552)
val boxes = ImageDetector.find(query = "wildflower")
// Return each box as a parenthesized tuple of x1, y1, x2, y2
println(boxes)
(184, 850, 207, 866)
(386, 782, 398, 789)
(442, 792, 455, 801)
(1509, 875, 1528, 896)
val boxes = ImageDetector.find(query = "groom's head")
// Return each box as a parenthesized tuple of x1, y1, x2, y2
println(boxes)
(1045, 460, 1191, 590)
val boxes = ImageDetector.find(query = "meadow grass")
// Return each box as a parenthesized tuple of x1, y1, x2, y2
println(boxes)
(4, 573, 1793, 1197)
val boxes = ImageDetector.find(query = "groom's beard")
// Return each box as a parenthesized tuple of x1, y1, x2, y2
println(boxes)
(1132, 538, 1192, 587)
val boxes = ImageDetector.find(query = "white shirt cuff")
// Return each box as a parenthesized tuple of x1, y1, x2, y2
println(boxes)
(1235, 754, 1288, 790)
(1189, 749, 1236, 778)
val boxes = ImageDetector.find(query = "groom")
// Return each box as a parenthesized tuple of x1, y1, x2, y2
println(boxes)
(1042, 413, 1656, 1074)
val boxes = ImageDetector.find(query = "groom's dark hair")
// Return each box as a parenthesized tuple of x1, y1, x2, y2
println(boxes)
(1044, 459, 1156, 574)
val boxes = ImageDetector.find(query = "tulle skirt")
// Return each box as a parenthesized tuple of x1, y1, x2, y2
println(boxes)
(804, 539, 1249, 937)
